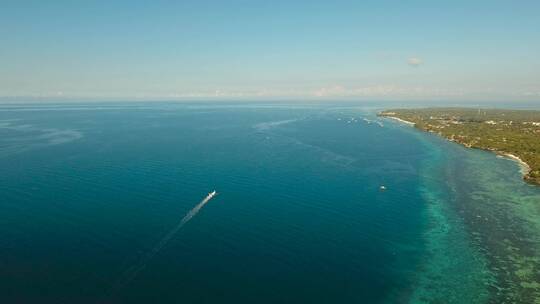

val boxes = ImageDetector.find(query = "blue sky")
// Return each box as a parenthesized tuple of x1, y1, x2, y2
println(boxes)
(1, 0, 539, 101)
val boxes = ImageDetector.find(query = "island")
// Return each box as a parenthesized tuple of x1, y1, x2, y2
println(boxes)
(378, 108, 540, 185)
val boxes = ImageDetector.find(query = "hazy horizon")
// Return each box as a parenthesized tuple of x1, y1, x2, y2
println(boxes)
(1, 1, 540, 102)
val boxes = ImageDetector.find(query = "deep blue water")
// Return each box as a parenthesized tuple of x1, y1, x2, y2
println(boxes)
(1, 102, 534, 303)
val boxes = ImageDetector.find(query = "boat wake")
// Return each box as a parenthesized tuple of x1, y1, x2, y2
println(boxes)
(114, 190, 218, 289)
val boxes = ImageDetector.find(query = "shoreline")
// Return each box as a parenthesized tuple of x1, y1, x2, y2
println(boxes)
(499, 153, 532, 176)
(385, 116, 415, 126)
(453, 142, 536, 185)
(379, 109, 540, 302)
(379, 113, 537, 186)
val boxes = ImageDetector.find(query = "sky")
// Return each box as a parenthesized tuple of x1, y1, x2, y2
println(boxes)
(1, 0, 540, 102)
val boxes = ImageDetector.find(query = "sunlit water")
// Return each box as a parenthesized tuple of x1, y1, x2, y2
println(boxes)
(0, 102, 538, 303)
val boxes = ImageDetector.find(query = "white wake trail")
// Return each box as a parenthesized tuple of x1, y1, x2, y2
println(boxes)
(115, 191, 217, 288)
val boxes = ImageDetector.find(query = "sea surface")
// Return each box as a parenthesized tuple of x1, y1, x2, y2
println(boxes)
(0, 102, 539, 303)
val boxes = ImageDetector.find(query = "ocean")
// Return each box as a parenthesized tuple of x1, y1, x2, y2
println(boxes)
(0, 102, 538, 303)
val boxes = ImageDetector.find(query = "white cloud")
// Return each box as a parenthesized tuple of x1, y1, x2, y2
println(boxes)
(309, 84, 468, 99)
(522, 91, 540, 97)
(4, 83, 538, 102)
(408, 57, 423, 67)
(313, 85, 345, 97)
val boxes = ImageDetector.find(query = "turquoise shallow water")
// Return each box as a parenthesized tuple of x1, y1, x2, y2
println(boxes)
(0, 103, 538, 303)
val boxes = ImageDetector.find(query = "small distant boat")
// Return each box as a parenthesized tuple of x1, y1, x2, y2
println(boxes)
(380, 185, 386, 191)
(209, 190, 217, 197)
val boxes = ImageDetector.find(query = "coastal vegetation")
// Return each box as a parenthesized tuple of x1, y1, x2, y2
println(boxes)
(379, 108, 540, 185)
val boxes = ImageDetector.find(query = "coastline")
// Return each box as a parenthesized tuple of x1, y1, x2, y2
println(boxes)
(380, 113, 538, 186)
(499, 153, 532, 176)
(437, 138, 534, 183)
(385, 116, 415, 126)
(435, 133, 533, 183)
(379, 110, 540, 302)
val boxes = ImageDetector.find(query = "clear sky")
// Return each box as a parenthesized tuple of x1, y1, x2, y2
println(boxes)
(1, 0, 539, 101)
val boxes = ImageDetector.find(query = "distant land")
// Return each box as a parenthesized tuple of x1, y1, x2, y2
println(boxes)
(378, 108, 540, 185)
